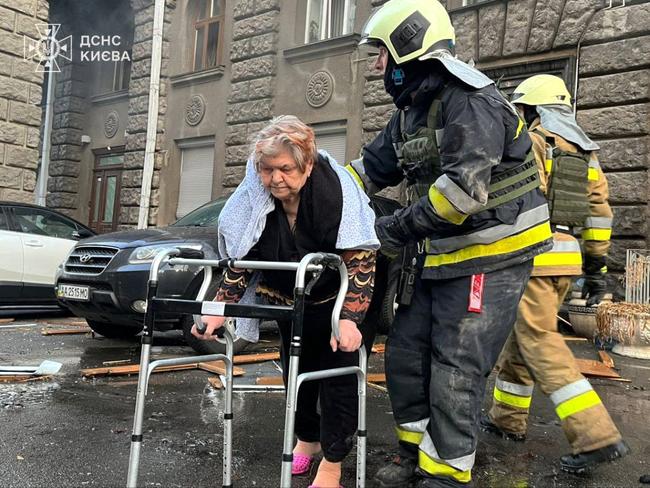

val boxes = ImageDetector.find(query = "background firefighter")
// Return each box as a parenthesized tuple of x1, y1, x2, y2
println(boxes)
(347, 1, 553, 486)
(482, 74, 630, 473)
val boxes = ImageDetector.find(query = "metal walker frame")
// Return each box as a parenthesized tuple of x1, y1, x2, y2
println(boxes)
(126, 249, 368, 488)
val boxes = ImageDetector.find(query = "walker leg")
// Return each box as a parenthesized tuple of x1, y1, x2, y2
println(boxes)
(126, 339, 153, 488)
(280, 350, 301, 488)
(222, 334, 234, 488)
(356, 346, 368, 488)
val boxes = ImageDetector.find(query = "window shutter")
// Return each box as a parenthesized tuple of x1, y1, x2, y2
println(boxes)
(177, 145, 215, 218)
(316, 131, 347, 165)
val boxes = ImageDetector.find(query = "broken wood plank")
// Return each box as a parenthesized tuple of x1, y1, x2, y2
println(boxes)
(598, 351, 615, 369)
(197, 361, 245, 376)
(208, 376, 224, 390)
(368, 382, 388, 393)
(102, 359, 132, 366)
(232, 351, 280, 365)
(256, 376, 284, 386)
(367, 373, 386, 383)
(0, 375, 52, 383)
(41, 327, 91, 336)
(371, 343, 386, 354)
(81, 363, 198, 378)
(563, 336, 589, 342)
(0, 318, 15, 325)
(575, 359, 621, 379)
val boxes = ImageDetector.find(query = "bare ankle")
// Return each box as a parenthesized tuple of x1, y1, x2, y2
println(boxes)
(293, 440, 321, 456)
(312, 459, 341, 487)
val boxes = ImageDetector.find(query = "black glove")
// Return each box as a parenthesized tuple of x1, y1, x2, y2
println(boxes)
(375, 215, 408, 259)
(582, 254, 608, 307)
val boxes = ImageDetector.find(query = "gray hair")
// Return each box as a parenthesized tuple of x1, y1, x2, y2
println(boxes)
(251, 115, 317, 173)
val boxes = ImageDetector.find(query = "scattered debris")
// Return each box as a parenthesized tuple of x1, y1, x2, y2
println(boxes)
(367, 373, 386, 383)
(255, 376, 283, 386)
(0, 375, 53, 383)
(208, 376, 223, 390)
(367, 382, 388, 393)
(81, 361, 244, 378)
(563, 336, 589, 342)
(41, 326, 92, 336)
(102, 359, 132, 366)
(0, 360, 62, 376)
(598, 350, 615, 369)
(575, 359, 621, 379)
(372, 343, 386, 354)
(0, 323, 39, 329)
(232, 352, 280, 365)
(640, 474, 650, 484)
(0, 318, 15, 324)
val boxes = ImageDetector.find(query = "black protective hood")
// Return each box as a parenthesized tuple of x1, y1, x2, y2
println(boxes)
(384, 55, 446, 109)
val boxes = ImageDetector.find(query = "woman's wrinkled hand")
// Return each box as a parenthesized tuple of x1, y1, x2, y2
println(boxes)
(191, 315, 227, 340)
(330, 319, 362, 352)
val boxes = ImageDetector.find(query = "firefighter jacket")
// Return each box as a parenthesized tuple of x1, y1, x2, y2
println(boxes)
(528, 118, 613, 277)
(349, 73, 553, 280)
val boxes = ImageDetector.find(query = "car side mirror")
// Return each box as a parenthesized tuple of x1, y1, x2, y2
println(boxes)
(73, 228, 93, 239)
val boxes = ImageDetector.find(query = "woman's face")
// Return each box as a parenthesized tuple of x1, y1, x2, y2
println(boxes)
(259, 149, 313, 202)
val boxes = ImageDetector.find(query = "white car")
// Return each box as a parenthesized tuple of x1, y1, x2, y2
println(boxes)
(0, 201, 95, 310)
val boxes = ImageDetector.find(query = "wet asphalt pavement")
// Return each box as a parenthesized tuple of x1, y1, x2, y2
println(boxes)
(0, 313, 648, 488)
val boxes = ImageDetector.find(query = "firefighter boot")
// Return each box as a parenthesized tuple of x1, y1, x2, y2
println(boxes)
(413, 469, 471, 488)
(374, 455, 418, 487)
(560, 440, 630, 474)
(479, 413, 526, 442)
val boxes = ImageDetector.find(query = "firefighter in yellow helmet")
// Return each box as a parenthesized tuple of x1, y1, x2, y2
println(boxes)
(348, 1, 553, 487)
(481, 74, 630, 472)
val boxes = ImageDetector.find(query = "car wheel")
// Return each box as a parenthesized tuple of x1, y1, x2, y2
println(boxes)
(181, 317, 251, 355)
(87, 320, 143, 339)
(377, 275, 399, 335)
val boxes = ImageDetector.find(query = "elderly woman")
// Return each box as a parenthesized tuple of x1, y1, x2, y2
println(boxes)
(192, 115, 379, 488)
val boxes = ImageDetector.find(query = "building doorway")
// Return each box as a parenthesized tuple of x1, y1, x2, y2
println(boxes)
(89, 149, 124, 233)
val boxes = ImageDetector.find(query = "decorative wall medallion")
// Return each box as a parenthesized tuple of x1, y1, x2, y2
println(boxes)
(185, 94, 206, 126)
(104, 110, 119, 138)
(306, 70, 334, 108)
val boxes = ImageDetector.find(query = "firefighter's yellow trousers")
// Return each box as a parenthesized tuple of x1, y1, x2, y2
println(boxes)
(488, 276, 622, 454)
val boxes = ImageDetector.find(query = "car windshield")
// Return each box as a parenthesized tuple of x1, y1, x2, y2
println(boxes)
(170, 197, 228, 227)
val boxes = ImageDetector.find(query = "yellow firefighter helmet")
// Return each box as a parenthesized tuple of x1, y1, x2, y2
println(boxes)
(511, 74, 573, 107)
(359, 0, 455, 65)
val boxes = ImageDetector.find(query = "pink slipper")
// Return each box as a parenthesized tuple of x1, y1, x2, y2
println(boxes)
(307, 485, 342, 488)
(292, 453, 315, 475)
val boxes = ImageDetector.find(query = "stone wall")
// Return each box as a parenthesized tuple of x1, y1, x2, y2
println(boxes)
(361, 0, 650, 273)
(0, 0, 48, 203)
(118, 0, 175, 228)
(221, 0, 280, 190)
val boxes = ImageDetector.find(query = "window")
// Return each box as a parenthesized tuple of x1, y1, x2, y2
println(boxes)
(305, 0, 356, 44)
(177, 139, 216, 218)
(0, 208, 9, 231)
(480, 57, 575, 99)
(193, 0, 224, 71)
(13, 207, 78, 240)
(112, 59, 131, 91)
(313, 121, 347, 165)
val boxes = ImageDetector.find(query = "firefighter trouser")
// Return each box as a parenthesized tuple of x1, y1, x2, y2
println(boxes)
(489, 276, 622, 454)
(385, 261, 532, 484)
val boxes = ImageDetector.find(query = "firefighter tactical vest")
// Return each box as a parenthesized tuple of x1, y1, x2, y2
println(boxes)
(537, 130, 591, 227)
(396, 96, 540, 207)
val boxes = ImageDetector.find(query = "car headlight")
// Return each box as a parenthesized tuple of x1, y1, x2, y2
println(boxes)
(128, 244, 202, 264)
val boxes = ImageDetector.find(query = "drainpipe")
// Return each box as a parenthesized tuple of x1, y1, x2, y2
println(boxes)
(35, 70, 55, 207)
(573, 0, 617, 114)
(137, 0, 165, 229)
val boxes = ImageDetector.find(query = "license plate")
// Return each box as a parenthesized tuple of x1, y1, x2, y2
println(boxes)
(57, 284, 90, 301)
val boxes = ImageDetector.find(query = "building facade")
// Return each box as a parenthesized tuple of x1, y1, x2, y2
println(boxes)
(26, 0, 650, 276)
(0, 0, 48, 204)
